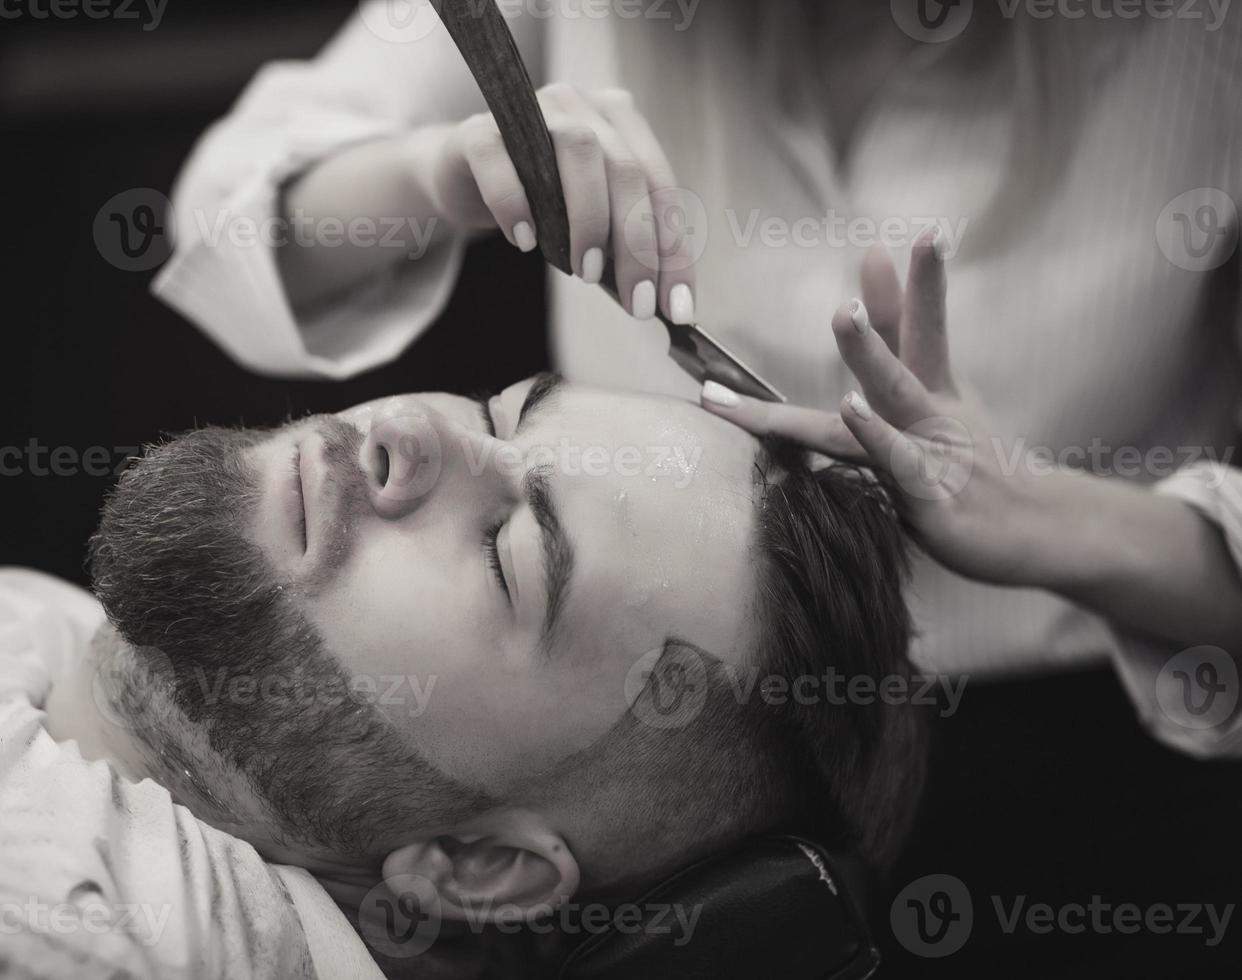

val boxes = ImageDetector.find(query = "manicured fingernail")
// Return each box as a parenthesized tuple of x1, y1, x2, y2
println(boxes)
(845, 390, 872, 420)
(631, 280, 656, 320)
(513, 222, 537, 253)
(702, 380, 740, 408)
(581, 247, 604, 284)
(926, 225, 946, 261)
(669, 284, 695, 325)
(849, 298, 870, 334)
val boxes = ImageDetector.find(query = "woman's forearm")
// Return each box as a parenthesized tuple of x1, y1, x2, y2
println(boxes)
(1025, 468, 1242, 650)
(276, 130, 453, 314)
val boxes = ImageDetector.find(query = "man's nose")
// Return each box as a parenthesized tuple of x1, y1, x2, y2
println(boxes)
(361, 410, 446, 519)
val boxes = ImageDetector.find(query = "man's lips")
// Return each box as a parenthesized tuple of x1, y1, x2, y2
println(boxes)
(266, 416, 366, 589)
(290, 428, 350, 585)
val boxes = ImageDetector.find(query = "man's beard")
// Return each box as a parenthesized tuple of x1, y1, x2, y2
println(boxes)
(91, 416, 368, 652)
(89, 417, 489, 857)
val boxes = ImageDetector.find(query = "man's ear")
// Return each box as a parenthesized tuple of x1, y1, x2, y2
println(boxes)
(382, 808, 579, 923)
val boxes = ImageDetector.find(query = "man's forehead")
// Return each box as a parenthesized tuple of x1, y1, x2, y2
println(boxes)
(523, 381, 761, 466)
(530, 384, 764, 673)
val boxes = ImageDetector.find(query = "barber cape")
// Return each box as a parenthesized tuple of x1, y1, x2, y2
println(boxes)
(0, 568, 386, 980)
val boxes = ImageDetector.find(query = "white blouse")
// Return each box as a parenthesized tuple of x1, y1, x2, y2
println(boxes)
(153, 2, 1242, 755)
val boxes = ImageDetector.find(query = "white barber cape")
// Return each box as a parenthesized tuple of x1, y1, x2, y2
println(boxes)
(0, 568, 385, 980)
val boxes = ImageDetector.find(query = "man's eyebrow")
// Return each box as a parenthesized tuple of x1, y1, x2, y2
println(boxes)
(525, 463, 575, 655)
(514, 371, 564, 436)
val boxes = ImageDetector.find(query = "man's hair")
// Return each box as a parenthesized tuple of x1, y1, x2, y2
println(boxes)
(753, 438, 924, 867)
(89, 421, 924, 884)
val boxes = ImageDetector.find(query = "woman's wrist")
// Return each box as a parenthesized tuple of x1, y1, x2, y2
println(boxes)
(1015, 463, 1141, 597)
(1015, 463, 1242, 647)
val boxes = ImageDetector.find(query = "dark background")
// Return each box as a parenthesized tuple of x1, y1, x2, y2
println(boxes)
(2, 5, 1238, 978)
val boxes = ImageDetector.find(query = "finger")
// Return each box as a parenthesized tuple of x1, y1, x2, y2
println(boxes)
(537, 88, 655, 319)
(593, 133, 660, 319)
(546, 119, 611, 281)
(539, 86, 611, 283)
(860, 246, 903, 355)
(902, 226, 953, 392)
(453, 114, 537, 252)
(698, 381, 866, 461)
(590, 88, 698, 325)
(840, 390, 925, 481)
(831, 299, 935, 429)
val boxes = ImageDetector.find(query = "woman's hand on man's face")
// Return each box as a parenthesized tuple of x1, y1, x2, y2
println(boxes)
(700, 231, 1059, 588)
(409, 83, 697, 324)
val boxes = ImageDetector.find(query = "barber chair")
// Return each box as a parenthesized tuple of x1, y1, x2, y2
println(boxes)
(556, 836, 878, 980)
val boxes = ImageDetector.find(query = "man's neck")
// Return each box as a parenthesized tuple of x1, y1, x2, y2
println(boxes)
(41, 635, 153, 782)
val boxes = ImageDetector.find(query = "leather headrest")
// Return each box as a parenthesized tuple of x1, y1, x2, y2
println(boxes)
(556, 836, 878, 980)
